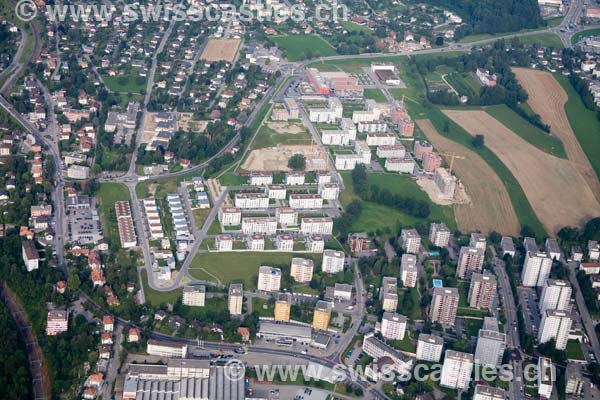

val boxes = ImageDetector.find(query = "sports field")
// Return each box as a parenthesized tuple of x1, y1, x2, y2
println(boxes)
(416, 119, 520, 236)
(514, 68, 600, 204)
(444, 109, 600, 233)
(271, 35, 337, 61)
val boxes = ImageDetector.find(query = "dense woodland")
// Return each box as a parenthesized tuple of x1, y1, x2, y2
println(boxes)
(419, 0, 544, 38)
(0, 302, 33, 400)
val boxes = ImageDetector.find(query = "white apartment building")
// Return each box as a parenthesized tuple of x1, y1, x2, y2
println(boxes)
(538, 357, 554, 398)
(473, 385, 505, 400)
(385, 156, 415, 173)
(366, 133, 396, 146)
(429, 223, 450, 247)
(228, 284, 243, 315)
(321, 129, 352, 146)
(218, 206, 241, 226)
(335, 154, 363, 170)
(182, 285, 206, 307)
(401, 229, 421, 254)
(241, 217, 277, 235)
(290, 258, 314, 283)
(589, 240, 600, 261)
(143, 198, 164, 239)
(257, 266, 282, 292)
(362, 333, 414, 376)
(380, 312, 407, 340)
(376, 144, 406, 159)
(22, 240, 40, 272)
(322, 250, 345, 273)
(440, 350, 473, 390)
(429, 287, 459, 326)
(266, 184, 286, 199)
(306, 234, 325, 253)
(340, 117, 357, 140)
(234, 193, 269, 209)
(358, 121, 388, 134)
(354, 140, 372, 164)
(289, 194, 323, 209)
(469, 232, 486, 251)
(416, 333, 443, 362)
(246, 234, 265, 251)
(215, 234, 233, 251)
(545, 238, 561, 260)
(276, 234, 294, 252)
(318, 183, 340, 200)
(474, 329, 506, 367)
(521, 251, 553, 287)
(468, 272, 497, 310)
(285, 172, 305, 186)
(380, 277, 398, 312)
(434, 167, 457, 198)
(352, 110, 380, 124)
(540, 279, 572, 313)
(276, 207, 298, 226)
(249, 172, 273, 186)
(400, 253, 418, 288)
(456, 246, 485, 279)
(538, 309, 573, 350)
(300, 217, 333, 235)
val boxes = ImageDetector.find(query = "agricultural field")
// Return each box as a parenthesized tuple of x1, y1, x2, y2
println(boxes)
(200, 38, 241, 62)
(188, 252, 322, 290)
(484, 105, 567, 158)
(416, 119, 520, 236)
(444, 109, 600, 234)
(271, 35, 337, 61)
(514, 68, 600, 202)
(340, 172, 457, 234)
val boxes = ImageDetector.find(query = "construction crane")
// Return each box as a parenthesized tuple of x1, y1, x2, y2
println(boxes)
(439, 151, 465, 175)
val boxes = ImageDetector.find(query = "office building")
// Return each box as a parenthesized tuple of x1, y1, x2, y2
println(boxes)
(416, 333, 444, 362)
(468, 272, 497, 310)
(440, 350, 473, 390)
(456, 246, 485, 279)
(429, 287, 459, 326)
(521, 251, 552, 287)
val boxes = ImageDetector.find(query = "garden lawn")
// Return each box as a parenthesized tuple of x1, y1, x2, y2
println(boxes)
(364, 89, 388, 103)
(271, 35, 337, 61)
(141, 270, 183, 306)
(96, 183, 131, 250)
(103, 73, 147, 94)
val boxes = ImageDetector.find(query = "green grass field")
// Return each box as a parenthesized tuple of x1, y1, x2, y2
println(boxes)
(141, 270, 183, 306)
(188, 252, 322, 290)
(340, 20, 372, 33)
(485, 104, 567, 158)
(565, 339, 585, 361)
(103, 73, 147, 94)
(271, 35, 337, 61)
(445, 72, 481, 98)
(96, 183, 132, 250)
(555, 74, 600, 181)
(364, 88, 388, 103)
(340, 172, 457, 234)
(571, 28, 600, 45)
(518, 33, 564, 48)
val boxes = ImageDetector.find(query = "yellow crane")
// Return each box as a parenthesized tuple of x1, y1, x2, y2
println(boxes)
(439, 151, 465, 174)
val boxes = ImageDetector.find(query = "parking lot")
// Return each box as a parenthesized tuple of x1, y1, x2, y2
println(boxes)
(518, 287, 540, 336)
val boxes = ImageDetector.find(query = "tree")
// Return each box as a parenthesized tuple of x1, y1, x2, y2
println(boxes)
(472, 134, 485, 148)
(287, 154, 306, 170)
(435, 36, 444, 46)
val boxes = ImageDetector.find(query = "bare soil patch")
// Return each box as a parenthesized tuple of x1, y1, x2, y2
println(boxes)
(513, 67, 600, 204)
(266, 122, 307, 134)
(241, 144, 329, 172)
(416, 119, 520, 235)
(443, 110, 600, 234)
(200, 39, 241, 62)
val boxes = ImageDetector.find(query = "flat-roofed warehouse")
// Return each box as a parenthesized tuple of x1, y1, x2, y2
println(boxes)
(257, 320, 312, 344)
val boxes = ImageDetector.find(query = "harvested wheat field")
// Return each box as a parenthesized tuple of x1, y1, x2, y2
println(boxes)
(514, 67, 600, 204)
(416, 119, 520, 235)
(241, 144, 329, 172)
(444, 110, 600, 234)
(200, 38, 241, 62)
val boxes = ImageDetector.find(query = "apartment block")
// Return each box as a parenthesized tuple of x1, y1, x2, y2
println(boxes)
(300, 217, 333, 235)
(257, 266, 282, 292)
(474, 329, 506, 367)
(538, 309, 573, 350)
(400, 254, 418, 288)
(401, 229, 421, 254)
(215, 234, 233, 251)
(115, 201, 137, 248)
(521, 251, 552, 287)
(540, 279, 571, 313)
(241, 217, 277, 235)
(380, 312, 407, 340)
(266, 184, 286, 200)
(380, 277, 399, 312)
(429, 222, 450, 247)
(429, 287, 459, 326)
(228, 284, 243, 316)
(46, 310, 69, 335)
(234, 193, 269, 209)
(440, 350, 473, 390)
(276, 234, 294, 252)
(468, 272, 497, 310)
(290, 257, 314, 283)
(322, 250, 345, 273)
(312, 301, 331, 330)
(182, 285, 206, 307)
(456, 246, 485, 279)
(306, 234, 325, 253)
(318, 183, 340, 200)
(276, 207, 298, 226)
(473, 385, 505, 400)
(289, 194, 323, 209)
(218, 206, 241, 226)
(274, 293, 292, 322)
(146, 339, 188, 358)
(538, 357, 554, 398)
(469, 232, 486, 251)
(416, 333, 443, 362)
